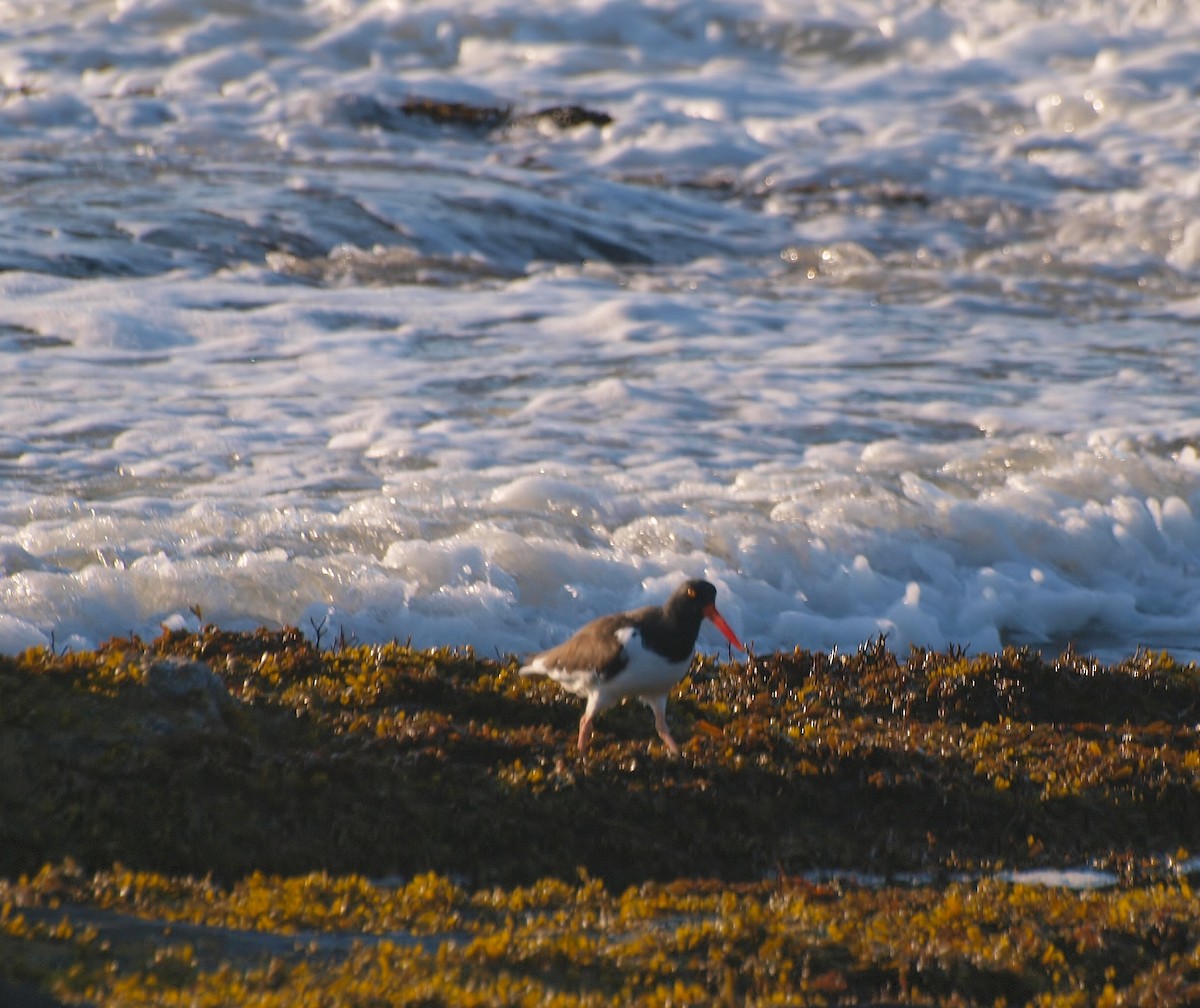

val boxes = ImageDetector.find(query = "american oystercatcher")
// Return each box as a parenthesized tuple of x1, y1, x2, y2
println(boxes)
(519, 579, 745, 755)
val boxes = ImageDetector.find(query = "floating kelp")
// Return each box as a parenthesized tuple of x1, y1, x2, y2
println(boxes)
(333, 94, 613, 134)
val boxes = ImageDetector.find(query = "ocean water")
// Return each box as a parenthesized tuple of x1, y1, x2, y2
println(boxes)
(2, 0, 1199, 661)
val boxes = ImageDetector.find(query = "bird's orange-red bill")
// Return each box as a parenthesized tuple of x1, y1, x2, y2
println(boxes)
(703, 603, 745, 652)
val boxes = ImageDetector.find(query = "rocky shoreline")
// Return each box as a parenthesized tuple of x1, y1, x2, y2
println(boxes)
(2, 627, 1199, 1004)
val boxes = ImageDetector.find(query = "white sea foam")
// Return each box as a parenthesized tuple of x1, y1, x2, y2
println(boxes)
(0, 1, 1198, 660)
(997, 868, 1119, 891)
(800, 865, 1121, 891)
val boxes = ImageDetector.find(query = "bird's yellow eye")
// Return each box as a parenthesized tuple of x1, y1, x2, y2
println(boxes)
(686, 586, 696, 598)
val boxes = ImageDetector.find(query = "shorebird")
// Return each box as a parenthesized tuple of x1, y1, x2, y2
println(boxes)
(519, 579, 744, 755)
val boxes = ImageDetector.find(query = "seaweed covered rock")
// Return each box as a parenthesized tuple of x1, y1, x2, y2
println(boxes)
(4, 629, 1200, 1005)
(1, 630, 1198, 887)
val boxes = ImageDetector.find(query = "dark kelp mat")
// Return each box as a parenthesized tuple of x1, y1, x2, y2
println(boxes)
(2, 627, 1199, 1005)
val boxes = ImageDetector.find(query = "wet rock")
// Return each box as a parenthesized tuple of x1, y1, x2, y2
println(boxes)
(141, 657, 240, 733)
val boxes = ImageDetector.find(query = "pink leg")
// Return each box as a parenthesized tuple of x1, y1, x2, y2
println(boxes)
(577, 693, 605, 753)
(577, 714, 594, 752)
(646, 695, 680, 757)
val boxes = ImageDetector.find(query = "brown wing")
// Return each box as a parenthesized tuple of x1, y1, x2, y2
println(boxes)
(535, 607, 654, 679)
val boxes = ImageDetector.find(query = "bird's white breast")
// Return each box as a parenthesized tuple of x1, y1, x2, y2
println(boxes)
(598, 627, 689, 700)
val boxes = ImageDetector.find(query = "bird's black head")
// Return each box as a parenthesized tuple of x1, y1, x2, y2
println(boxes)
(663, 578, 744, 654)
(670, 579, 718, 613)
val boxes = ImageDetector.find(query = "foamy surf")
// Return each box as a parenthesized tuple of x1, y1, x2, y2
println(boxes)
(0, 1, 1198, 660)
